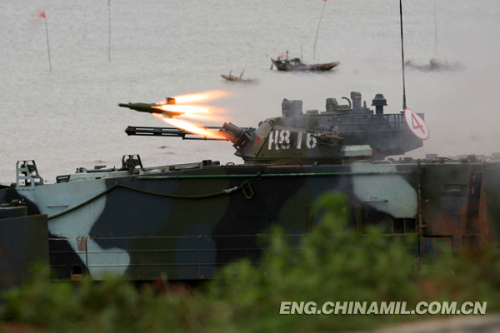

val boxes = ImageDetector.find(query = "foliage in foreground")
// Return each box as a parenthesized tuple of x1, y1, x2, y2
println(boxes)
(2, 193, 500, 333)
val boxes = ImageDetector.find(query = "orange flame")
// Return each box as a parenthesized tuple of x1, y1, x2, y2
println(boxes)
(151, 90, 230, 138)
(154, 90, 228, 121)
(181, 112, 226, 122)
(153, 114, 224, 139)
(152, 104, 209, 114)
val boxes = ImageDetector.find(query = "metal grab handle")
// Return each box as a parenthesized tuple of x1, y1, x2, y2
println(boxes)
(242, 181, 254, 199)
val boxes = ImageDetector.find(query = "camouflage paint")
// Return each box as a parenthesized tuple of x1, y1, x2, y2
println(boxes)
(2, 158, 500, 281)
(0, 205, 48, 294)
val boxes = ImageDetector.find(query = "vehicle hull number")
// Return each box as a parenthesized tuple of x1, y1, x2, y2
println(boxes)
(268, 130, 317, 150)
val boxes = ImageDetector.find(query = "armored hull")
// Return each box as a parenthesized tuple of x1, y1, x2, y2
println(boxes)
(1, 91, 499, 282)
(2, 156, 500, 281)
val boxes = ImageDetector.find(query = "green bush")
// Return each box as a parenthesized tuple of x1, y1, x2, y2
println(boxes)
(417, 245, 500, 311)
(207, 192, 419, 332)
(1, 192, 499, 332)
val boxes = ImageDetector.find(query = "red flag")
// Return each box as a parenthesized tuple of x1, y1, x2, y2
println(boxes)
(39, 11, 46, 18)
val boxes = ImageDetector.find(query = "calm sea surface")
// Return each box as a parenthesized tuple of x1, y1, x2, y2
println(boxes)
(1, 0, 499, 182)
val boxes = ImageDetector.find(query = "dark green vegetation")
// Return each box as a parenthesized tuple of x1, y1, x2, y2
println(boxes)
(1, 193, 499, 333)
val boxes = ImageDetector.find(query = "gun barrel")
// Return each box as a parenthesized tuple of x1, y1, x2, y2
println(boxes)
(125, 126, 228, 140)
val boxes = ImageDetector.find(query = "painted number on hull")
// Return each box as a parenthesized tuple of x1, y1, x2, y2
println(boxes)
(404, 108, 430, 140)
(268, 130, 317, 150)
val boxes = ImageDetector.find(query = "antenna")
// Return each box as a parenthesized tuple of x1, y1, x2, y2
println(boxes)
(313, 0, 328, 59)
(399, 0, 407, 110)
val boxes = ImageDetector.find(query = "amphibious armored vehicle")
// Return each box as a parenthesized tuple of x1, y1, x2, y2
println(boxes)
(1, 91, 499, 283)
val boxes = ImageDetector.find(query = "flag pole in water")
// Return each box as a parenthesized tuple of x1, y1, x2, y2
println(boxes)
(108, 0, 111, 62)
(434, 0, 438, 56)
(313, 0, 327, 59)
(40, 11, 52, 73)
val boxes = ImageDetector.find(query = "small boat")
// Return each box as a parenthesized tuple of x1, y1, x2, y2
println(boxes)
(405, 58, 464, 72)
(271, 56, 339, 72)
(220, 70, 253, 82)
